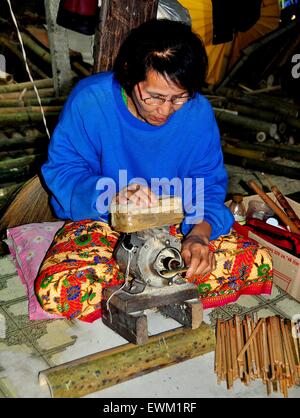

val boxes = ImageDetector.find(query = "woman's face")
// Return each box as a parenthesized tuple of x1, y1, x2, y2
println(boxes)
(130, 70, 189, 126)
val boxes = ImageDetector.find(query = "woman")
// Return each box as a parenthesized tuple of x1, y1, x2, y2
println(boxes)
(35, 19, 272, 322)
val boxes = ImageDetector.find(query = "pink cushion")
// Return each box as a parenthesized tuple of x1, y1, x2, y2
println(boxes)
(7, 221, 65, 320)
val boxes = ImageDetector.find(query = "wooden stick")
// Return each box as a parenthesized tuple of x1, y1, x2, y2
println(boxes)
(250, 317, 261, 378)
(280, 319, 292, 384)
(230, 320, 239, 380)
(225, 321, 233, 389)
(237, 319, 263, 362)
(235, 315, 244, 379)
(262, 320, 270, 385)
(265, 319, 275, 382)
(270, 185, 300, 229)
(215, 319, 222, 383)
(248, 180, 300, 234)
(283, 321, 298, 385)
(220, 321, 228, 385)
(243, 319, 252, 382)
(246, 316, 256, 377)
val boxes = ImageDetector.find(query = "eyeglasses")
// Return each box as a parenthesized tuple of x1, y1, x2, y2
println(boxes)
(137, 84, 193, 106)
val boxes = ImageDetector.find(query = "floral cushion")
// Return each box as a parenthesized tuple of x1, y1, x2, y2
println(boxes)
(6, 221, 65, 320)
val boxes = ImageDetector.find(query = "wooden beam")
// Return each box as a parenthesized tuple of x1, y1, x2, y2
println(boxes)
(44, 0, 74, 96)
(102, 283, 199, 314)
(39, 323, 215, 398)
(93, 0, 158, 73)
(159, 299, 203, 330)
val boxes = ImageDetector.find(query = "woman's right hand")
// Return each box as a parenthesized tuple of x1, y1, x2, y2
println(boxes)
(113, 183, 158, 208)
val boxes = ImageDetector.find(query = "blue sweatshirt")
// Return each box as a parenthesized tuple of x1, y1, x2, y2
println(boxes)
(42, 72, 233, 239)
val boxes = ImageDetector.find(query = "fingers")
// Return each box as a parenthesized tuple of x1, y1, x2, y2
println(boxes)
(127, 185, 158, 207)
(114, 184, 158, 208)
(183, 244, 216, 279)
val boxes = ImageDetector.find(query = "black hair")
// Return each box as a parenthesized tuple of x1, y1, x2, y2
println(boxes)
(113, 19, 208, 96)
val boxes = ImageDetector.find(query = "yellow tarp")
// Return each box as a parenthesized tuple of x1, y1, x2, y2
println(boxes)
(179, 0, 280, 85)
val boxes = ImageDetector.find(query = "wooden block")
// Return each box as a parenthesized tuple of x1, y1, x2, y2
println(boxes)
(102, 283, 198, 313)
(159, 299, 203, 329)
(102, 302, 148, 345)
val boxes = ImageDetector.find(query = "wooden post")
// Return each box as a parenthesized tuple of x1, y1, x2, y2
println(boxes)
(44, 0, 74, 96)
(93, 0, 159, 73)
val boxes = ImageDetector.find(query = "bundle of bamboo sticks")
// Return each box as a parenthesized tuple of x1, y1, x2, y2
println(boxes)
(214, 315, 300, 397)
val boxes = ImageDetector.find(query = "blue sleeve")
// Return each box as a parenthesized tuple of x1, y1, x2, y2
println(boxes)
(42, 90, 109, 221)
(181, 106, 234, 240)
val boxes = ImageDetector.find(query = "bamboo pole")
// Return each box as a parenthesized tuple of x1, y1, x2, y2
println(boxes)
(220, 321, 228, 384)
(235, 316, 244, 379)
(248, 180, 300, 234)
(0, 71, 13, 83)
(0, 88, 55, 100)
(215, 319, 222, 383)
(0, 78, 53, 94)
(268, 184, 300, 230)
(39, 324, 215, 398)
(225, 321, 233, 389)
(214, 109, 278, 138)
(0, 36, 49, 79)
(243, 319, 252, 383)
(0, 154, 45, 170)
(0, 112, 59, 126)
(20, 32, 52, 65)
(246, 85, 281, 95)
(222, 144, 265, 160)
(230, 320, 239, 380)
(250, 317, 261, 378)
(0, 96, 66, 107)
(222, 137, 300, 163)
(281, 320, 294, 386)
(0, 106, 62, 115)
(217, 87, 300, 118)
(0, 133, 48, 152)
(224, 154, 300, 181)
(227, 102, 283, 124)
